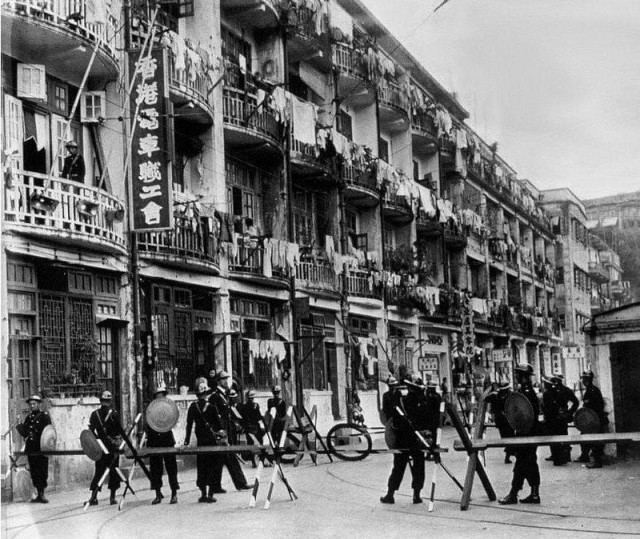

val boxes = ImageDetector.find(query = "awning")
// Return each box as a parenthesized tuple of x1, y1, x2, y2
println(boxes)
(96, 316, 129, 327)
(585, 219, 599, 229)
(601, 217, 618, 227)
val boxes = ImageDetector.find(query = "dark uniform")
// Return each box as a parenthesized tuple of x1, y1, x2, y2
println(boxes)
(486, 387, 516, 462)
(507, 382, 541, 502)
(61, 153, 85, 182)
(267, 394, 287, 445)
(89, 406, 125, 495)
(22, 408, 51, 496)
(238, 397, 265, 466)
(146, 425, 179, 496)
(577, 378, 608, 467)
(185, 398, 223, 499)
(380, 384, 430, 504)
(552, 381, 579, 464)
(209, 387, 250, 490)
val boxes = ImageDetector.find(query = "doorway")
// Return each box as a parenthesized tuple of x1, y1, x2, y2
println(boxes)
(610, 340, 640, 457)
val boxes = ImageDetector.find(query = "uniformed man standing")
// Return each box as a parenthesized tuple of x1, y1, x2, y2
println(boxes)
(238, 390, 265, 468)
(60, 141, 85, 182)
(552, 374, 579, 464)
(499, 363, 541, 505)
(485, 382, 516, 464)
(19, 395, 52, 503)
(266, 385, 287, 445)
(575, 370, 608, 469)
(380, 376, 428, 505)
(542, 376, 568, 466)
(88, 391, 125, 505)
(184, 381, 222, 503)
(147, 386, 179, 505)
(209, 372, 251, 493)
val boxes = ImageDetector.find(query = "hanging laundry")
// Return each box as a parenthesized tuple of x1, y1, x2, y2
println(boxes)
(263, 238, 273, 278)
(329, 0, 352, 42)
(291, 96, 317, 145)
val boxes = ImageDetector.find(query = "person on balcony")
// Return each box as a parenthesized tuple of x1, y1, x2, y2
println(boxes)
(60, 140, 85, 183)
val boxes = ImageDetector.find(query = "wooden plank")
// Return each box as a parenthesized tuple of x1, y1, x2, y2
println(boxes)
(127, 444, 263, 457)
(15, 450, 87, 456)
(453, 432, 640, 451)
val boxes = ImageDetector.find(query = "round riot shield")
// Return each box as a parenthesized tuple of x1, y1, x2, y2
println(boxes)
(574, 407, 600, 434)
(146, 397, 179, 433)
(504, 391, 535, 434)
(80, 429, 104, 461)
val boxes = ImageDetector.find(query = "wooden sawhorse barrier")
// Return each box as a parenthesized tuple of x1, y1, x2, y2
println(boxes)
(449, 397, 640, 511)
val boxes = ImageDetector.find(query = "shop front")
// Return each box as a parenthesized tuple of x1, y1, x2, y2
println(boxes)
(416, 327, 450, 389)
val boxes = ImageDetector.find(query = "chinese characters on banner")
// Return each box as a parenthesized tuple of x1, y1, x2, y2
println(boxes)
(130, 48, 172, 231)
(460, 293, 475, 360)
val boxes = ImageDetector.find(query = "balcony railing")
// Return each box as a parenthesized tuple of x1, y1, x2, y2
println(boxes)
(411, 112, 438, 140)
(3, 170, 126, 252)
(167, 47, 213, 117)
(342, 162, 377, 191)
(3, 0, 119, 59)
(383, 191, 413, 216)
(223, 84, 282, 147)
(588, 261, 609, 283)
(378, 81, 408, 115)
(230, 238, 287, 278)
(345, 268, 382, 299)
(332, 43, 370, 82)
(287, 4, 318, 40)
(137, 215, 219, 268)
(296, 257, 337, 293)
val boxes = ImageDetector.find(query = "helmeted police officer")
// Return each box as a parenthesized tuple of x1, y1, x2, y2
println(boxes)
(576, 370, 608, 468)
(19, 395, 52, 503)
(499, 363, 541, 505)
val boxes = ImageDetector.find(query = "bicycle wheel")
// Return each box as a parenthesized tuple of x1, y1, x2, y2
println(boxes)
(326, 423, 372, 461)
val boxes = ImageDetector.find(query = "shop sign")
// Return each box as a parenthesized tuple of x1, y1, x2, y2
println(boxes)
(418, 354, 439, 372)
(491, 348, 512, 363)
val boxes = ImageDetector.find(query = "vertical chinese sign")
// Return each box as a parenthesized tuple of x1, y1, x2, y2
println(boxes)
(130, 48, 172, 231)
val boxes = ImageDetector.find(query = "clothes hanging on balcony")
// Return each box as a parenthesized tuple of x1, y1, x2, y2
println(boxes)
(167, 31, 187, 74)
(291, 97, 317, 146)
(272, 87, 289, 124)
(435, 107, 452, 138)
(85, 0, 107, 25)
(263, 238, 273, 278)
(287, 242, 300, 269)
(186, 47, 202, 82)
(454, 128, 468, 178)
(329, 0, 352, 42)
(471, 297, 487, 316)
(325, 235, 335, 259)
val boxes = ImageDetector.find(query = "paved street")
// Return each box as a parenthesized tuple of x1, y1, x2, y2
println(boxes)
(2, 428, 640, 538)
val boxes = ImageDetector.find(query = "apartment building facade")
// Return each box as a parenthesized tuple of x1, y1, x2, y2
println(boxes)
(2, 0, 560, 491)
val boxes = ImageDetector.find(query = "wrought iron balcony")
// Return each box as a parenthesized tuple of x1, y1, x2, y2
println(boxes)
(2, 0, 120, 81)
(345, 268, 382, 300)
(223, 81, 283, 153)
(137, 213, 220, 273)
(382, 191, 413, 224)
(342, 161, 379, 208)
(588, 261, 609, 284)
(378, 81, 409, 131)
(3, 170, 126, 254)
(167, 47, 214, 124)
(229, 237, 288, 283)
(295, 257, 337, 294)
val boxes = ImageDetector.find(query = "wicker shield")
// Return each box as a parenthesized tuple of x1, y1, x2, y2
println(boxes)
(505, 392, 535, 434)
(40, 425, 57, 451)
(574, 407, 600, 434)
(80, 429, 104, 461)
(15, 468, 33, 502)
(146, 397, 179, 433)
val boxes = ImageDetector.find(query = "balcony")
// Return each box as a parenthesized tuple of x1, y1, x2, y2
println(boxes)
(416, 216, 443, 238)
(167, 48, 214, 124)
(229, 238, 289, 287)
(3, 170, 126, 255)
(332, 43, 375, 108)
(382, 191, 413, 225)
(345, 268, 382, 300)
(411, 113, 439, 155)
(137, 214, 220, 275)
(223, 81, 283, 157)
(220, 0, 279, 29)
(342, 162, 379, 208)
(295, 257, 338, 295)
(377, 81, 409, 132)
(290, 136, 334, 182)
(443, 222, 467, 250)
(610, 281, 627, 298)
(588, 261, 609, 284)
(2, 0, 120, 83)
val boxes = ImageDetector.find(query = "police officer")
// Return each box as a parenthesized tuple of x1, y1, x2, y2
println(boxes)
(184, 381, 222, 503)
(380, 376, 429, 505)
(238, 390, 265, 468)
(499, 363, 541, 505)
(19, 395, 52, 503)
(576, 370, 608, 469)
(147, 386, 179, 505)
(60, 140, 85, 182)
(267, 385, 287, 445)
(209, 371, 251, 493)
(486, 382, 516, 464)
(551, 373, 579, 464)
(88, 390, 125, 505)
(542, 375, 568, 465)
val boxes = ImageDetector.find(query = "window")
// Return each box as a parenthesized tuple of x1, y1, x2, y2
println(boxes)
(162, 0, 194, 18)
(226, 159, 262, 225)
(336, 109, 352, 140)
(300, 326, 327, 390)
(221, 27, 252, 70)
(52, 115, 80, 174)
(17, 64, 46, 100)
(345, 208, 357, 237)
(4, 95, 24, 170)
(413, 160, 419, 181)
(81, 92, 106, 123)
(378, 137, 389, 163)
(53, 83, 68, 114)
